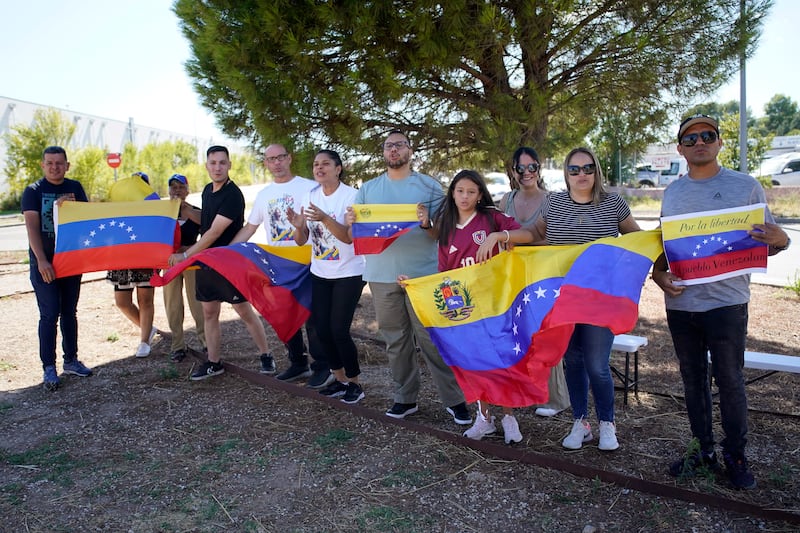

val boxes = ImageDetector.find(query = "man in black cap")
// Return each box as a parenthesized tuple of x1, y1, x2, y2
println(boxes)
(652, 114, 790, 490)
(162, 174, 205, 361)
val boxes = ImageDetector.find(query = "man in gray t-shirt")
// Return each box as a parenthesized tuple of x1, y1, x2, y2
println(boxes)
(652, 114, 790, 490)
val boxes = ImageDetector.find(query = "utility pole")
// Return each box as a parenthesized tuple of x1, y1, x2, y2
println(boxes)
(739, 0, 748, 173)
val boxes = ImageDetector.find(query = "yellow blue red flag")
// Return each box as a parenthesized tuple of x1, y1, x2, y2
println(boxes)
(150, 243, 312, 342)
(661, 204, 767, 285)
(108, 176, 161, 202)
(351, 204, 418, 254)
(404, 230, 663, 407)
(52, 200, 180, 278)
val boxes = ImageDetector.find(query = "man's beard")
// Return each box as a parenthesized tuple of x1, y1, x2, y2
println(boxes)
(385, 153, 410, 169)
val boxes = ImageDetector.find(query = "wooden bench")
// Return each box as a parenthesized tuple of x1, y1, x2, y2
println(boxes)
(610, 334, 648, 406)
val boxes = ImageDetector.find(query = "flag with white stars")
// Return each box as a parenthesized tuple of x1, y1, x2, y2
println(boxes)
(351, 204, 418, 254)
(661, 204, 767, 286)
(52, 199, 180, 278)
(151, 243, 312, 342)
(405, 230, 663, 407)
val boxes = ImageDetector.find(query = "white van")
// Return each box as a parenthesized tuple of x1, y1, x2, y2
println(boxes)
(636, 157, 687, 187)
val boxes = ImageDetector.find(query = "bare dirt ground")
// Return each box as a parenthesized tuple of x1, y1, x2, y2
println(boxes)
(1, 249, 799, 532)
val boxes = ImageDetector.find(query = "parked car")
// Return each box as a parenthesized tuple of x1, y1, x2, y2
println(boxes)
(484, 172, 512, 202)
(636, 158, 688, 187)
(541, 168, 566, 191)
(759, 153, 800, 186)
(635, 164, 661, 187)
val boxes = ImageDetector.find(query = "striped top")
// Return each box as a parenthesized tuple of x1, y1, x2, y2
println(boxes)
(542, 191, 631, 245)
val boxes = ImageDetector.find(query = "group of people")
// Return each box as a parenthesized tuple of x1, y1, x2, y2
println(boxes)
(24, 114, 791, 491)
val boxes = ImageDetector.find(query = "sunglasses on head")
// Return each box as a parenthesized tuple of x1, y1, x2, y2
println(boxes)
(680, 130, 718, 147)
(515, 162, 540, 174)
(566, 163, 596, 176)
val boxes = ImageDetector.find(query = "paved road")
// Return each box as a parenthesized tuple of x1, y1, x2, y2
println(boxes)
(2, 186, 798, 287)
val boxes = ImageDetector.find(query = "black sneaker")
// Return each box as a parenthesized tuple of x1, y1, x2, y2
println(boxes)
(169, 349, 187, 362)
(386, 402, 418, 419)
(306, 369, 335, 389)
(319, 381, 349, 398)
(669, 451, 721, 479)
(190, 361, 224, 381)
(259, 353, 276, 374)
(275, 364, 312, 382)
(341, 382, 365, 404)
(446, 402, 473, 425)
(722, 451, 757, 490)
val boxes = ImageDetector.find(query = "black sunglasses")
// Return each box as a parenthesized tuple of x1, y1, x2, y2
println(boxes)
(515, 162, 540, 174)
(566, 163, 596, 176)
(680, 130, 718, 147)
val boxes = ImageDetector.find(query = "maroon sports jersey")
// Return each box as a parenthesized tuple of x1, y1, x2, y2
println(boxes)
(438, 209, 520, 271)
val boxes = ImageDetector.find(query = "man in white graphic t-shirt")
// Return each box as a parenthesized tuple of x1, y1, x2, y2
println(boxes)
(232, 144, 329, 388)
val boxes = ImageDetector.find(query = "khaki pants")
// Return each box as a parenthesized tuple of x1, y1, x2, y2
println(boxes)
(369, 281, 465, 408)
(162, 268, 205, 352)
(537, 361, 571, 411)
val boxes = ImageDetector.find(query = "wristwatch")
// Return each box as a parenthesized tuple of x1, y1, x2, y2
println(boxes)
(773, 236, 791, 252)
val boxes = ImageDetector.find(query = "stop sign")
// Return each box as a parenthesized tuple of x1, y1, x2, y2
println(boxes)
(106, 153, 121, 169)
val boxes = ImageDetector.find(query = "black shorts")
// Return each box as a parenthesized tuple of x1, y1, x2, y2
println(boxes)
(195, 267, 247, 304)
(106, 269, 155, 290)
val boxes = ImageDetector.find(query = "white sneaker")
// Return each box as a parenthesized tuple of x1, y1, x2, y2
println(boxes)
(501, 414, 523, 444)
(535, 407, 563, 417)
(598, 421, 619, 451)
(135, 342, 151, 358)
(463, 412, 496, 440)
(562, 418, 593, 450)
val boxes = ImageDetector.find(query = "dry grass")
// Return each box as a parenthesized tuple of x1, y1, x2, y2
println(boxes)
(0, 266, 798, 531)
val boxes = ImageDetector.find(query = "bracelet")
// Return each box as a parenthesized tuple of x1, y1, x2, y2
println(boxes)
(503, 230, 510, 243)
(772, 236, 791, 252)
(183, 252, 188, 260)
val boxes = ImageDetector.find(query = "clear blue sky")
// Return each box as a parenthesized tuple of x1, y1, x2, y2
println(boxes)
(1, 0, 797, 141)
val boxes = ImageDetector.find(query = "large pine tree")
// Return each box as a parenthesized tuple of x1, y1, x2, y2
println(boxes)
(175, 0, 771, 172)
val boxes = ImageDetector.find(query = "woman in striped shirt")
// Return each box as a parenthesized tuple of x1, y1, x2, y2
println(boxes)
(529, 147, 640, 452)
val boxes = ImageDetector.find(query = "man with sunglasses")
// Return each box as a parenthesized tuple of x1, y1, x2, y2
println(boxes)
(230, 144, 329, 388)
(347, 130, 471, 425)
(652, 115, 791, 490)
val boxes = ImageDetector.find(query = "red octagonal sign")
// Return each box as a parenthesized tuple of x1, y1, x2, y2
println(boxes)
(106, 153, 121, 169)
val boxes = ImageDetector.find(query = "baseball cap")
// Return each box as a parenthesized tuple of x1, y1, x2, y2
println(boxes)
(677, 114, 719, 142)
(132, 171, 150, 184)
(168, 174, 188, 186)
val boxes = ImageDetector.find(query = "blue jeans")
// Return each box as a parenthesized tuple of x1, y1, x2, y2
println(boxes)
(30, 265, 82, 369)
(563, 324, 616, 422)
(666, 304, 749, 456)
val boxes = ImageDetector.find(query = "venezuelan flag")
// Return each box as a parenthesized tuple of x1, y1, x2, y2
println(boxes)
(661, 204, 767, 285)
(108, 176, 161, 202)
(52, 199, 180, 278)
(351, 204, 418, 254)
(405, 230, 663, 407)
(151, 243, 312, 342)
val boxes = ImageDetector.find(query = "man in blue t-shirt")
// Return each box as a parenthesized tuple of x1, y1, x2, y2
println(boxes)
(21, 146, 93, 390)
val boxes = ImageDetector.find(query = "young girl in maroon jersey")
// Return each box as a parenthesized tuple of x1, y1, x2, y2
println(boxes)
(408, 169, 534, 443)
